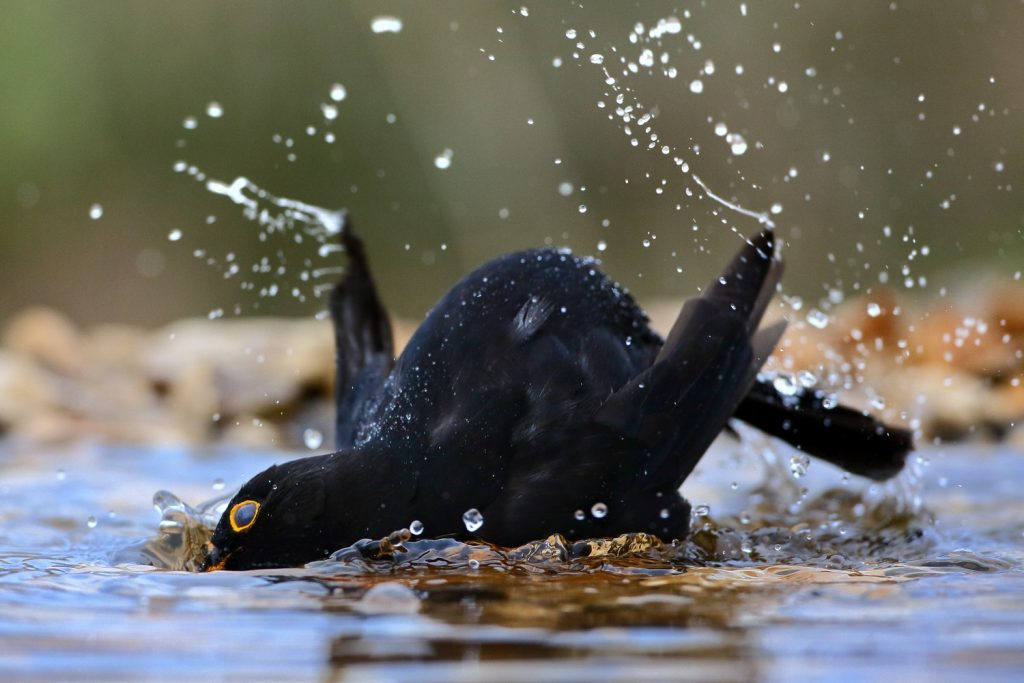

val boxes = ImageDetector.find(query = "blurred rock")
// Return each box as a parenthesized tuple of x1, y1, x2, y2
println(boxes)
(145, 317, 334, 417)
(0, 350, 59, 428)
(2, 307, 86, 376)
(2, 278, 1024, 447)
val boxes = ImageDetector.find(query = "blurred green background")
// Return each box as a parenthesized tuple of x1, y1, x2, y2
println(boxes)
(2, 0, 1022, 326)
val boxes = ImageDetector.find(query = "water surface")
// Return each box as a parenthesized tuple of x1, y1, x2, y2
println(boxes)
(1, 440, 1022, 682)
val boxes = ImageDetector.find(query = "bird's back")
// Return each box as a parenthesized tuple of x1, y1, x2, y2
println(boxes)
(350, 248, 666, 542)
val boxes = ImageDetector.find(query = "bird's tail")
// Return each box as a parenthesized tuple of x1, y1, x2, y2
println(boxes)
(734, 379, 913, 480)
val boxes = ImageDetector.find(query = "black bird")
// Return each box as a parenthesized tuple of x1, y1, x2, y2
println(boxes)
(202, 224, 912, 570)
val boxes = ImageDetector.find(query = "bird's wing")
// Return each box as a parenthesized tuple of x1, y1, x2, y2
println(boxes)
(328, 222, 395, 450)
(594, 229, 784, 493)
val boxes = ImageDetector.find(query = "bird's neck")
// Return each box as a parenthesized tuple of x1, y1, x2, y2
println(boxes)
(321, 446, 417, 544)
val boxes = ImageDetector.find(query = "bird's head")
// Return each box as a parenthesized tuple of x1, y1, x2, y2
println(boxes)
(201, 455, 334, 571)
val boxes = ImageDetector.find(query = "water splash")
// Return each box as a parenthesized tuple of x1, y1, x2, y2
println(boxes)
(139, 490, 233, 571)
(205, 175, 344, 237)
(173, 172, 353, 309)
(573, 16, 776, 230)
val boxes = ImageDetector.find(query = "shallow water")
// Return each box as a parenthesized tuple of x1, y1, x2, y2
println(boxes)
(1, 439, 1022, 682)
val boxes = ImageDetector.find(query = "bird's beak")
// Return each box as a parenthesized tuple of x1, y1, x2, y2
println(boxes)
(201, 541, 228, 572)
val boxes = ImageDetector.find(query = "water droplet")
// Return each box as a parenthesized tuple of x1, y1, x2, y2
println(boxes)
(727, 133, 747, 155)
(577, 204, 588, 214)
(88, 204, 104, 220)
(86, 516, 98, 529)
(589, 54, 604, 64)
(519, 6, 529, 17)
(212, 478, 225, 491)
(303, 428, 323, 450)
(329, 83, 347, 102)
(182, 116, 198, 130)
(689, 79, 704, 94)
(320, 103, 339, 121)
(574, 509, 586, 521)
(773, 374, 799, 396)
(790, 454, 809, 478)
(694, 504, 710, 517)
(558, 181, 574, 196)
(659, 508, 670, 519)
(565, 28, 577, 39)
(409, 520, 424, 535)
(590, 502, 608, 518)
(468, 558, 480, 570)
(434, 148, 453, 170)
(206, 102, 224, 118)
(168, 229, 182, 242)
(370, 16, 403, 33)
(741, 540, 753, 554)
(597, 240, 607, 252)
(806, 309, 829, 329)
(463, 508, 484, 532)
(866, 302, 882, 317)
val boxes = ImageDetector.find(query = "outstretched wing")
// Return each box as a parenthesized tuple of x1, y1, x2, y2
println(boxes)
(328, 222, 394, 449)
(594, 230, 784, 493)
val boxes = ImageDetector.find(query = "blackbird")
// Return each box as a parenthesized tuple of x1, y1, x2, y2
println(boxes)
(202, 223, 912, 570)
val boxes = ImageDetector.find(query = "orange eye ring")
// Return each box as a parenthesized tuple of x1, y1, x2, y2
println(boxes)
(229, 500, 260, 533)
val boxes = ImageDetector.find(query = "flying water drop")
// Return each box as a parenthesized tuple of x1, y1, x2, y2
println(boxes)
(303, 428, 323, 450)
(371, 16, 403, 34)
(806, 309, 829, 329)
(434, 148, 454, 170)
(463, 508, 484, 532)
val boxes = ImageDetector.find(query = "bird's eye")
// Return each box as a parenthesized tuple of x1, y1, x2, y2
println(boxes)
(229, 500, 260, 533)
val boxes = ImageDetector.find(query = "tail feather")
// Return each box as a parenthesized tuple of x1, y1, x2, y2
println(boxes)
(734, 380, 913, 481)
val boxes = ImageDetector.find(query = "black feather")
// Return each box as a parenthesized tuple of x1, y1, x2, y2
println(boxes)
(204, 226, 914, 570)
(735, 379, 912, 480)
(328, 221, 394, 449)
